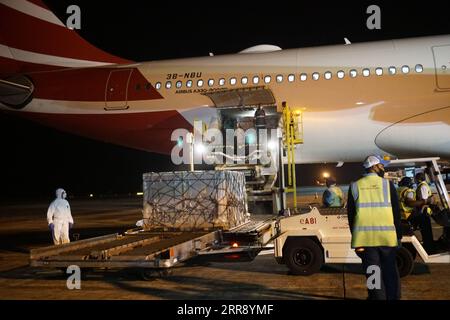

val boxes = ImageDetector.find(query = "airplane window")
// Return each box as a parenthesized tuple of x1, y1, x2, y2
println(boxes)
(375, 67, 383, 76)
(337, 70, 345, 79)
(349, 69, 357, 78)
(208, 79, 214, 87)
(264, 75, 271, 83)
(288, 74, 295, 82)
(276, 75, 283, 83)
(186, 80, 193, 88)
(401, 65, 410, 74)
(219, 78, 225, 86)
(324, 71, 332, 80)
(253, 76, 260, 84)
(155, 82, 162, 90)
(176, 81, 182, 88)
(312, 72, 319, 80)
(388, 66, 396, 75)
(145, 83, 151, 90)
(241, 77, 248, 85)
(165, 81, 172, 89)
(197, 79, 204, 87)
(300, 73, 307, 81)
(362, 68, 370, 77)
(135, 84, 141, 91)
(415, 64, 423, 73)
(230, 77, 237, 85)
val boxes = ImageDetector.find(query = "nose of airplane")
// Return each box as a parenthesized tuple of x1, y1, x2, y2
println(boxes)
(375, 107, 450, 158)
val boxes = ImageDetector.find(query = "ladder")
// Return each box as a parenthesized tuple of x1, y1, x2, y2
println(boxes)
(281, 101, 304, 210)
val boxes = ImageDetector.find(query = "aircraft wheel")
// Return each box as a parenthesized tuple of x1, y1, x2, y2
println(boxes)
(158, 269, 173, 277)
(139, 269, 156, 281)
(284, 238, 323, 276)
(139, 268, 173, 280)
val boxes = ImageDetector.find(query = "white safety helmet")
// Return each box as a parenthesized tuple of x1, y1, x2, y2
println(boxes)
(363, 155, 390, 169)
(55, 188, 67, 199)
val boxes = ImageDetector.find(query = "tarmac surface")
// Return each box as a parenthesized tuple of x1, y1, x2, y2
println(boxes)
(0, 197, 449, 300)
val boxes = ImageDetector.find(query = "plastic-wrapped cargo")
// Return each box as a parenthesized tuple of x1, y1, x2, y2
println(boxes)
(142, 171, 249, 231)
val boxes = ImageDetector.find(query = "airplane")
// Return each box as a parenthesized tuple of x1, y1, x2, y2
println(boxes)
(1, 0, 449, 164)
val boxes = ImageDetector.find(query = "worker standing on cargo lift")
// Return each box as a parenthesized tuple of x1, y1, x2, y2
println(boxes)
(322, 177, 344, 207)
(254, 105, 266, 130)
(397, 177, 436, 253)
(47, 188, 74, 245)
(347, 155, 402, 300)
(254, 105, 266, 164)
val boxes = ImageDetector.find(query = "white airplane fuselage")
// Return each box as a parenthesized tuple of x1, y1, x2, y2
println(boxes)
(0, 1, 449, 163)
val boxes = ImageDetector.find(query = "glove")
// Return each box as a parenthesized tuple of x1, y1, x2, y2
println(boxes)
(69, 223, 73, 229)
(48, 223, 54, 232)
(421, 205, 433, 216)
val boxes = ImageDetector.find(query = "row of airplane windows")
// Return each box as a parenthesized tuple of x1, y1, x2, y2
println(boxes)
(152, 64, 424, 90)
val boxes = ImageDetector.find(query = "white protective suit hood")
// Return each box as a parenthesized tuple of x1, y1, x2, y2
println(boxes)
(55, 188, 67, 199)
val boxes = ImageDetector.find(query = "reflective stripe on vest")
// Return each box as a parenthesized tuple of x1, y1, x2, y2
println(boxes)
(353, 226, 396, 232)
(351, 174, 398, 248)
(397, 186, 415, 220)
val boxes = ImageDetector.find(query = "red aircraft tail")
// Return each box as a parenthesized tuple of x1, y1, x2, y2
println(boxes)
(0, 0, 131, 76)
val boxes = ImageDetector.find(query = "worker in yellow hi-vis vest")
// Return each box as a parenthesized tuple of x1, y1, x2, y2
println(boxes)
(397, 177, 436, 253)
(347, 155, 402, 300)
(415, 172, 434, 215)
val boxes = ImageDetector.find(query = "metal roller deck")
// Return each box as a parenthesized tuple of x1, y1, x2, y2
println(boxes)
(30, 230, 222, 269)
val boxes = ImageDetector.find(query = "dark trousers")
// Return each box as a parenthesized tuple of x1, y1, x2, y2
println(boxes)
(356, 247, 401, 300)
(408, 210, 434, 250)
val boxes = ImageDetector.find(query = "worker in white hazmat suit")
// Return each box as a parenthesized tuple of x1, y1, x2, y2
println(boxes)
(47, 188, 74, 245)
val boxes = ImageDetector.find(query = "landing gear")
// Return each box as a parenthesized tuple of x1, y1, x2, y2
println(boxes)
(139, 268, 173, 281)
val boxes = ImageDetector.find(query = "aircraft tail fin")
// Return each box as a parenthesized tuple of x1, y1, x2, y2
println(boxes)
(0, 0, 131, 76)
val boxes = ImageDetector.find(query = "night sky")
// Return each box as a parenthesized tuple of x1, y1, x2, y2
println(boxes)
(1, 1, 449, 200)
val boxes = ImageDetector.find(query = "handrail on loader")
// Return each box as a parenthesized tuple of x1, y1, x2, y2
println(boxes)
(281, 101, 304, 209)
